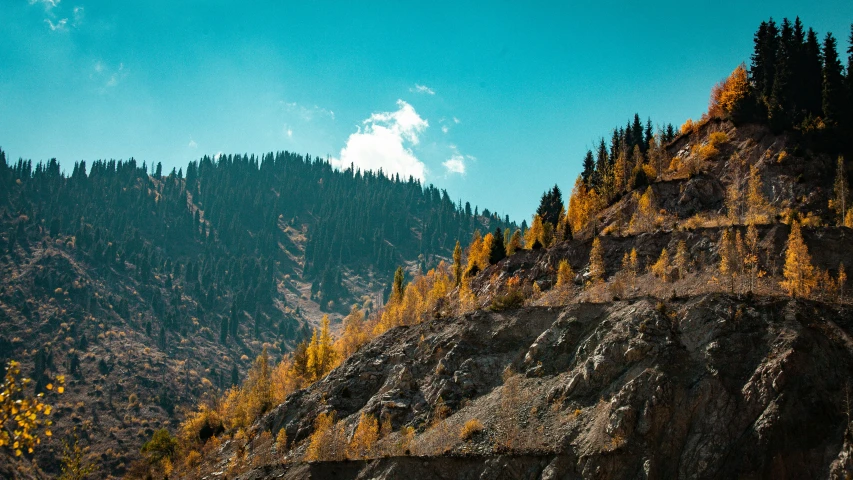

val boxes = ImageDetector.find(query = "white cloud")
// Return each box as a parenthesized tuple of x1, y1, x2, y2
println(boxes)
(44, 18, 67, 31)
(410, 84, 435, 95)
(72, 6, 83, 26)
(442, 154, 466, 175)
(30, 0, 60, 11)
(91, 61, 126, 89)
(441, 125, 449, 134)
(331, 100, 428, 181)
(284, 125, 293, 138)
(188, 140, 198, 149)
(280, 101, 334, 121)
(453, 117, 461, 124)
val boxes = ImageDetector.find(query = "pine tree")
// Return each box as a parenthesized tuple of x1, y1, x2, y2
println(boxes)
(801, 28, 824, 118)
(452, 241, 463, 286)
(588, 238, 605, 285)
(832, 156, 850, 225)
(581, 150, 595, 185)
(781, 221, 815, 298)
(822, 33, 846, 125)
(392, 266, 405, 302)
(489, 228, 506, 264)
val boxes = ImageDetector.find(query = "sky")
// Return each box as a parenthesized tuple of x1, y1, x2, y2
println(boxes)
(2, 1, 852, 222)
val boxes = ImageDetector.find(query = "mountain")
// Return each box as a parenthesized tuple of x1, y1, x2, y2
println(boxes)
(164, 15, 853, 477)
(0, 149, 514, 478)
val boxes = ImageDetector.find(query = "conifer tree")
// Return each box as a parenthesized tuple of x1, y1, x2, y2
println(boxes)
(801, 28, 824, 118)
(581, 151, 595, 185)
(822, 33, 846, 125)
(489, 228, 506, 265)
(392, 266, 405, 302)
(781, 221, 815, 298)
(832, 156, 850, 225)
(588, 238, 605, 285)
(452, 241, 463, 287)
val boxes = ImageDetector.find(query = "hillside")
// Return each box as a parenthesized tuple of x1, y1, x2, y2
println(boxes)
(166, 15, 853, 478)
(0, 150, 514, 478)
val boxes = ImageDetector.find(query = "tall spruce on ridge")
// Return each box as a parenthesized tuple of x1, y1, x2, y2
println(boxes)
(489, 228, 506, 265)
(821, 32, 846, 126)
(536, 185, 564, 226)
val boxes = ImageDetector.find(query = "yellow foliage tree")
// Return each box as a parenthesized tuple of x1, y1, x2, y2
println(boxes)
(781, 221, 816, 298)
(651, 248, 671, 282)
(568, 176, 601, 236)
(346, 413, 379, 459)
(556, 259, 574, 288)
(588, 238, 605, 286)
(0, 360, 62, 457)
(506, 229, 523, 255)
(304, 411, 346, 462)
(275, 427, 288, 455)
(525, 215, 545, 249)
(746, 166, 771, 224)
(335, 304, 368, 361)
(466, 231, 488, 273)
(717, 64, 750, 117)
(630, 187, 657, 233)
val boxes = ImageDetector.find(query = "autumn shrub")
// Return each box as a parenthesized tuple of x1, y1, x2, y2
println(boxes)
(459, 419, 484, 440)
(709, 131, 729, 147)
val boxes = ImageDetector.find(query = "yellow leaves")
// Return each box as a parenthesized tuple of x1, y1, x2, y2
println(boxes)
(588, 238, 605, 286)
(346, 412, 379, 459)
(717, 65, 750, 116)
(0, 360, 59, 458)
(781, 221, 816, 298)
(57, 386, 64, 394)
(568, 176, 601, 236)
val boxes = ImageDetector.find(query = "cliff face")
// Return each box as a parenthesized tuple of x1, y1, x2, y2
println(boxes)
(196, 293, 853, 479)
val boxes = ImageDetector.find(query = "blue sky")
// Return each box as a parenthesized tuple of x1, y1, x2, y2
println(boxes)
(2, 1, 851, 222)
